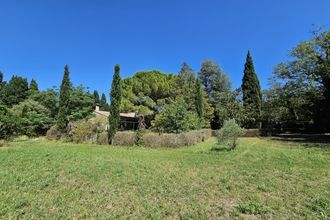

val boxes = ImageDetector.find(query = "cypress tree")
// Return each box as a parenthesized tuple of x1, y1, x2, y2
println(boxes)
(0, 72, 3, 104)
(195, 79, 203, 120)
(100, 93, 108, 111)
(93, 90, 100, 106)
(57, 65, 72, 132)
(241, 51, 262, 128)
(108, 64, 122, 144)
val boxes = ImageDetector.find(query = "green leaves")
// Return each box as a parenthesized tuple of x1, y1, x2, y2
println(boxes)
(152, 99, 200, 133)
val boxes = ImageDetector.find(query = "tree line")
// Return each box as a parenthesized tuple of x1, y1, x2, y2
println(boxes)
(1, 29, 329, 140)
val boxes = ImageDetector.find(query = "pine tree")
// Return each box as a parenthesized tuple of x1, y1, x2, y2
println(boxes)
(93, 90, 100, 107)
(108, 64, 122, 144)
(195, 79, 203, 120)
(100, 93, 108, 111)
(241, 51, 262, 128)
(29, 79, 39, 96)
(57, 65, 72, 132)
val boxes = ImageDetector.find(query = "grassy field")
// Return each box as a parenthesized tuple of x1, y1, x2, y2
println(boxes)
(0, 137, 329, 219)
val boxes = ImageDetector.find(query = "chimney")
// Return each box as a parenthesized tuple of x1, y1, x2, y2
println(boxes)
(95, 104, 100, 111)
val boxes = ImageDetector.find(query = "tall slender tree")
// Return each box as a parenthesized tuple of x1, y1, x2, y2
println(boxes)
(0, 72, 4, 103)
(108, 64, 122, 144)
(100, 93, 109, 111)
(195, 79, 203, 120)
(0, 72, 3, 85)
(93, 90, 100, 107)
(57, 65, 72, 132)
(241, 51, 262, 128)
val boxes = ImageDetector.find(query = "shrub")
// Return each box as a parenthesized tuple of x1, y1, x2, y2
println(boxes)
(10, 99, 53, 136)
(96, 132, 108, 145)
(0, 140, 7, 147)
(0, 104, 19, 139)
(135, 128, 146, 146)
(152, 99, 200, 133)
(217, 119, 245, 150)
(112, 131, 136, 146)
(46, 125, 62, 140)
(66, 116, 108, 144)
(142, 129, 213, 147)
(71, 121, 94, 143)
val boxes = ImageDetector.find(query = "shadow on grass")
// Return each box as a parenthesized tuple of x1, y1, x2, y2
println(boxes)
(270, 134, 330, 149)
(210, 146, 230, 152)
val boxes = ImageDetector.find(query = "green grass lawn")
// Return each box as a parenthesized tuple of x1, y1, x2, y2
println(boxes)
(0, 137, 329, 219)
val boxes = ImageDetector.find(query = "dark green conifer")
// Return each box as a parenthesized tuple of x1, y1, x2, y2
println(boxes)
(100, 93, 108, 111)
(93, 90, 100, 107)
(57, 65, 72, 132)
(29, 79, 39, 96)
(195, 79, 203, 120)
(108, 64, 122, 144)
(241, 51, 262, 128)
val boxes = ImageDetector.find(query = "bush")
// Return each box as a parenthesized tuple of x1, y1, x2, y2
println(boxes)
(52, 115, 108, 143)
(135, 128, 146, 146)
(112, 131, 136, 146)
(71, 121, 94, 143)
(96, 132, 108, 145)
(217, 119, 245, 150)
(0, 140, 7, 147)
(0, 104, 19, 139)
(46, 125, 62, 140)
(10, 99, 53, 136)
(142, 129, 213, 147)
(152, 99, 200, 133)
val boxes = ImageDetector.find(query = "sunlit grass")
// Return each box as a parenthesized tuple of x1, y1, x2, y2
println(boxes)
(0, 137, 329, 219)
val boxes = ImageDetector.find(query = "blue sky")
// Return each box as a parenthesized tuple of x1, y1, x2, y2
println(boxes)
(1, 0, 330, 97)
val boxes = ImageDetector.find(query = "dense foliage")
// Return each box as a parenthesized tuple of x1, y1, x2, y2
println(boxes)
(0, 104, 18, 139)
(152, 99, 200, 133)
(264, 29, 330, 132)
(68, 85, 94, 121)
(1, 28, 330, 140)
(242, 51, 262, 128)
(108, 64, 122, 144)
(1, 76, 29, 106)
(121, 70, 177, 116)
(10, 99, 53, 136)
(198, 60, 239, 129)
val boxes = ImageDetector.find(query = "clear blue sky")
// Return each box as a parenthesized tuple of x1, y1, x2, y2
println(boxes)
(1, 0, 330, 97)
